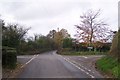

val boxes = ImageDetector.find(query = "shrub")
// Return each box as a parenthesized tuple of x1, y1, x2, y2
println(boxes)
(110, 31, 120, 57)
(2, 47, 17, 69)
(62, 48, 73, 52)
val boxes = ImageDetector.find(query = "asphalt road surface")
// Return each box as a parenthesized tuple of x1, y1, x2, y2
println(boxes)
(17, 51, 104, 78)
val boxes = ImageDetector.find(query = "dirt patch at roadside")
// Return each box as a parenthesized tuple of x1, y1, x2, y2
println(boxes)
(2, 63, 23, 78)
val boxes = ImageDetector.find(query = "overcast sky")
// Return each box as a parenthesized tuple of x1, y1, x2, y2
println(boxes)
(0, 0, 119, 37)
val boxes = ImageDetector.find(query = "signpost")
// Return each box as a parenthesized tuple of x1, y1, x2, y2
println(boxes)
(88, 46, 93, 52)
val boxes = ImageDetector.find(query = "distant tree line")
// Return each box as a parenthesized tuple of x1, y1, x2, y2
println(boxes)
(19, 34, 56, 55)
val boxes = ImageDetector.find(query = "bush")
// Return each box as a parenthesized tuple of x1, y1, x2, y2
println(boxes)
(61, 51, 107, 55)
(63, 38, 72, 48)
(2, 47, 17, 69)
(18, 48, 53, 55)
(62, 48, 73, 52)
(110, 31, 120, 57)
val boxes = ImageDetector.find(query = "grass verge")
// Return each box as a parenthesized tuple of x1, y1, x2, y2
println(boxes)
(61, 51, 107, 55)
(96, 56, 119, 78)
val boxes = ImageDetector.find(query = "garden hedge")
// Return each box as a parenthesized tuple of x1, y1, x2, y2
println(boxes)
(2, 46, 17, 69)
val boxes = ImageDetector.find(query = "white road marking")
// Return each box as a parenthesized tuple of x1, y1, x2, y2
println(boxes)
(58, 55, 95, 78)
(82, 56, 88, 59)
(67, 58, 95, 74)
(21, 55, 37, 68)
(88, 69, 91, 72)
(64, 58, 95, 78)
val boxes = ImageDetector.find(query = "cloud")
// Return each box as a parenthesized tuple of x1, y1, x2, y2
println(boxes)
(0, 0, 92, 20)
(0, 0, 118, 37)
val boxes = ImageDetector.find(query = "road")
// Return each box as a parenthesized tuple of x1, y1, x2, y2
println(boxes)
(16, 51, 104, 78)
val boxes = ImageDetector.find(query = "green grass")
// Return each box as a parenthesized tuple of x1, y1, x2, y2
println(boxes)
(61, 51, 107, 55)
(96, 56, 119, 78)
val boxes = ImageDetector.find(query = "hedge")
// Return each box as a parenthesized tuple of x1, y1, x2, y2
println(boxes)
(2, 46, 17, 69)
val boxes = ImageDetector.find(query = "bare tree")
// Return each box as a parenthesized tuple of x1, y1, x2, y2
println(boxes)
(75, 9, 110, 46)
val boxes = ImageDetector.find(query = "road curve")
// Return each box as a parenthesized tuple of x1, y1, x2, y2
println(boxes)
(16, 51, 104, 78)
